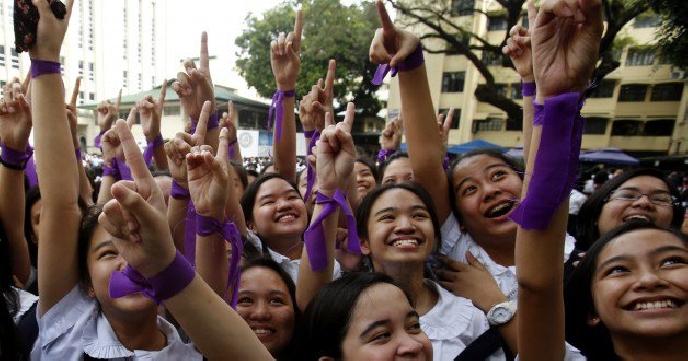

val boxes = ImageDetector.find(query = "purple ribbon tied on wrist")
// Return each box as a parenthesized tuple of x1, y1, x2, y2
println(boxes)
(94, 130, 106, 150)
(372, 43, 424, 86)
(508, 92, 584, 229)
(304, 130, 320, 203)
(109, 251, 195, 305)
(184, 201, 197, 265)
(143, 134, 164, 168)
(189, 112, 220, 134)
(377, 148, 396, 164)
(268, 89, 295, 142)
(304, 190, 361, 272)
(197, 214, 243, 308)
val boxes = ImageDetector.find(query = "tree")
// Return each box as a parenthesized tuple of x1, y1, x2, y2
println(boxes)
(391, 0, 652, 130)
(652, 0, 688, 68)
(235, 0, 382, 115)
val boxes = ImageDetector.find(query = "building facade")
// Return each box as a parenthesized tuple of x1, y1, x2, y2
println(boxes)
(386, 0, 687, 158)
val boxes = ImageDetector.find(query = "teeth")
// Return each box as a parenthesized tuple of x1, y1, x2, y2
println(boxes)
(633, 299, 678, 310)
(253, 329, 274, 335)
(392, 239, 419, 247)
(277, 214, 295, 221)
(488, 202, 512, 216)
(625, 215, 650, 222)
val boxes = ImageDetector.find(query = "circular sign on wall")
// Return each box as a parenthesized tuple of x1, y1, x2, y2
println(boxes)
(239, 132, 253, 148)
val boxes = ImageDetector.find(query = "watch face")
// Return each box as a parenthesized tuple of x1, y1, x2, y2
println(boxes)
(493, 306, 512, 323)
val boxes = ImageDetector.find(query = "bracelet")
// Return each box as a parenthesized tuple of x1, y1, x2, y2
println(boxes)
(372, 43, 424, 85)
(94, 130, 106, 149)
(228, 138, 238, 159)
(75, 148, 82, 160)
(376, 148, 396, 163)
(268, 89, 295, 142)
(102, 158, 121, 180)
(170, 180, 190, 200)
(116, 157, 132, 181)
(189, 111, 220, 134)
(196, 214, 243, 308)
(30, 59, 61, 78)
(0, 143, 33, 170)
(443, 155, 450, 171)
(304, 130, 316, 138)
(143, 134, 164, 167)
(303, 190, 361, 272)
(521, 81, 536, 97)
(109, 250, 196, 305)
(303, 130, 320, 203)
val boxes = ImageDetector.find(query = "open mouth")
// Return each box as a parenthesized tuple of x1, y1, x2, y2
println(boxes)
(485, 200, 516, 218)
(622, 214, 651, 223)
(623, 298, 684, 311)
(275, 213, 297, 222)
(387, 238, 423, 248)
(252, 327, 277, 335)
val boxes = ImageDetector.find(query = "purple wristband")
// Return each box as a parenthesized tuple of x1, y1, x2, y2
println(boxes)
(522, 81, 536, 97)
(94, 130, 106, 149)
(143, 134, 164, 167)
(508, 92, 584, 229)
(304, 130, 316, 138)
(102, 158, 121, 179)
(228, 139, 238, 159)
(303, 190, 361, 272)
(304, 130, 320, 203)
(443, 155, 450, 171)
(268, 89, 295, 142)
(0, 143, 33, 170)
(196, 214, 244, 308)
(116, 157, 132, 181)
(75, 148, 82, 160)
(372, 43, 424, 85)
(376, 148, 396, 163)
(170, 180, 190, 200)
(109, 250, 196, 305)
(30, 59, 61, 78)
(189, 111, 220, 134)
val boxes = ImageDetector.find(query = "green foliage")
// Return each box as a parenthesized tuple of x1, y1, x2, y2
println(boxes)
(235, 0, 382, 115)
(651, 0, 688, 68)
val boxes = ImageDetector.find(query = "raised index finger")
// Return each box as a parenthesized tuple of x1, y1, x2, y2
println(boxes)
(158, 79, 168, 106)
(69, 76, 81, 107)
(293, 10, 302, 52)
(115, 88, 122, 110)
(340, 102, 355, 133)
(324, 59, 336, 93)
(193, 101, 212, 144)
(115, 119, 152, 182)
(199, 31, 210, 71)
(376, 0, 394, 31)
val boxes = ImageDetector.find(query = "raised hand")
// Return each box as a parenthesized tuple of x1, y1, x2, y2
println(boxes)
(380, 115, 402, 151)
(369, 0, 419, 67)
(66, 76, 81, 147)
(28, 0, 74, 62)
(0, 78, 32, 150)
(138, 79, 167, 142)
(438, 109, 454, 150)
(220, 100, 237, 144)
(532, 0, 603, 98)
(173, 32, 215, 119)
(187, 128, 230, 219)
(101, 128, 124, 166)
(309, 60, 336, 131)
(165, 101, 212, 188)
(503, 3, 536, 82)
(99, 120, 175, 277)
(270, 10, 302, 90)
(97, 89, 122, 132)
(315, 102, 356, 195)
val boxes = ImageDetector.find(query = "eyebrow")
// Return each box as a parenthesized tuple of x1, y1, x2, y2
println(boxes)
(373, 205, 427, 217)
(455, 163, 508, 190)
(258, 188, 300, 202)
(597, 245, 688, 271)
(360, 310, 419, 339)
(92, 240, 114, 253)
(616, 187, 671, 194)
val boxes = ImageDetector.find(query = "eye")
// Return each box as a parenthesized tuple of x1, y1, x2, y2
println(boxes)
(490, 170, 508, 181)
(378, 214, 395, 222)
(237, 297, 253, 305)
(370, 332, 392, 342)
(97, 249, 118, 260)
(413, 212, 429, 219)
(269, 297, 286, 305)
(382, 178, 394, 185)
(407, 322, 422, 333)
(660, 257, 688, 268)
(604, 265, 629, 276)
(460, 184, 477, 196)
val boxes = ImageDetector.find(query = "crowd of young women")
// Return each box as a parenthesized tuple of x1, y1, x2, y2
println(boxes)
(1, 0, 686, 360)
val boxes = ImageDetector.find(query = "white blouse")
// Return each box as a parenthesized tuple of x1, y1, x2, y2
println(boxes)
(440, 214, 576, 301)
(10, 286, 38, 323)
(420, 282, 506, 361)
(31, 286, 201, 360)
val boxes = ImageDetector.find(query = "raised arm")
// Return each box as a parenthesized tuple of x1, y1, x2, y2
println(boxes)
(296, 103, 356, 311)
(221, 100, 243, 164)
(100, 119, 272, 360)
(0, 78, 33, 284)
(140, 79, 169, 171)
(514, 0, 602, 359)
(30, 0, 79, 314)
(369, 0, 451, 221)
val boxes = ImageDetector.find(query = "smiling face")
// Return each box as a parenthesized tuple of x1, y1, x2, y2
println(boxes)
(597, 176, 674, 236)
(382, 157, 414, 185)
(354, 161, 377, 200)
(340, 283, 432, 360)
(591, 228, 688, 340)
(361, 188, 435, 269)
(249, 178, 308, 242)
(451, 154, 523, 244)
(236, 267, 296, 357)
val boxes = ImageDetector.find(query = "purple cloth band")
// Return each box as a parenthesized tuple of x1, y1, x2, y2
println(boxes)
(143, 134, 164, 168)
(508, 92, 584, 229)
(376, 148, 396, 163)
(189, 111, 220, 134)
(228, 139, 237, 159)
(30, 59, 61, 78)
(94, 130, 106, 149)
(25, 157, 38, 187)
(170, 180, 190, 200)
(102, 158, 121, 179)
(304, 130, 320, 203)
(372, 43, 424, 86)
(443, 155, 450, 171)
(303, 130, 316, 138)
(268, 89, 295, 142)
(521, 81, 536, 97)
(0, 143, 33, 170)
(116, 157, 132, 181)
(303, 190, 361, 272)
(75, 148, 82, 160)
(109, 250, 196, 305)
(196, 214, 243, 309)
(184, 201, 197, 265)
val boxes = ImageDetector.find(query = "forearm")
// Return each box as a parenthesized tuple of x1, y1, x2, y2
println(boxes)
(168, 197, 190, 253)
(230, 143, 243, 165)
(97, 174, 116, 203)
(152, 146, 168, 171)
(77, 155, 94, 206)
(273, 97, 296, 182)
(224, 166, 248, 237)
(522, 94, 534, 166)
(196, 231, 229, 298)
(0, 167, 31, 283)
(164, 275, 273, 360)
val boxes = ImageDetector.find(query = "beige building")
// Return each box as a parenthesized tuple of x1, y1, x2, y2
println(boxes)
(386, 0, 687, 158)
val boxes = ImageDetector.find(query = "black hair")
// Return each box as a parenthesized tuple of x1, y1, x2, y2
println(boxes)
(260, 161, 275, 176)
(294, 272, 413, 360)
(379, 152, 409, 181)
(0, 219, 23, 359)
(354, 156, 379, 183)
(575, 168, 684, 251)
(565, 221, 687, 360)
(231, 161, 249, 193)
(24, 186, 41, 267)
(240, 173, 301, 226)
(77, 203, 104, 286)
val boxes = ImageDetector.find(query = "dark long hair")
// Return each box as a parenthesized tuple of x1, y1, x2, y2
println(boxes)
(565, 221, 687, 360)
(294, 272, 413, 360)
(0, 219, 23, 359)
(24, 186, 41, 268)
(575, 168, 684, 251)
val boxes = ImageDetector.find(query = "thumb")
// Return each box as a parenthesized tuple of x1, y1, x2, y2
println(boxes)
(465, 251, 486, 270)
(111, 182, 157, 226)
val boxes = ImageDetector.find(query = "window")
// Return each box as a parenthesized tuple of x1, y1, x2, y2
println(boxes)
(495, 84, 508, 98)
(78, 61, 84, 76)
(0, 45, 5, 67)
(138, 73, 142, 89)
(633, 13, 660, 28)
(10, 48, 19, 69)
(474, 118, 503, 132)
(583, 117, 608, 134)
(618, 84, 647, 102)
(625, 48, 655, 66)
(123, 71, 128, 88)
(123, 4, 129, 60)
(482, 51, 501, 66)
(521, 14, 529, 29)
(88, 0, 94, 50)
(164, 106, 181, 116)
(88, 62, 94, 81)
(451, 0, 474, 16)
(588, 80, 616, 98)
(446, 32, 470, 54)
(611, 120, 641, 136)
(438, 109, 461, 129)
(441, 72, 465, 92)
(643, 119, 674, 136)
(88, 92, 95, 101)
(487, 16, 508, 31)
(510, 83, 522, 100)
(650, 83, 683, 101)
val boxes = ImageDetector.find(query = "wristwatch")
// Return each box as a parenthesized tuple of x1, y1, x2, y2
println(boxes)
(486, 301, 517, 326)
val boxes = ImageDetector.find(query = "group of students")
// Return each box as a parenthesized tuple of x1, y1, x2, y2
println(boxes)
(2, 0, 687, 360)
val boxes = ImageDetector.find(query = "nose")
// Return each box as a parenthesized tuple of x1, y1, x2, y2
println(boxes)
(396, 332, 424, 357)
(394, 215, 416, 234)
(631, 194, 654, 209)
(276, 197, 293, 211)
(249, 301, 271, 321)
(482, 182, 501, 202)
(633, 267, 668, 291)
